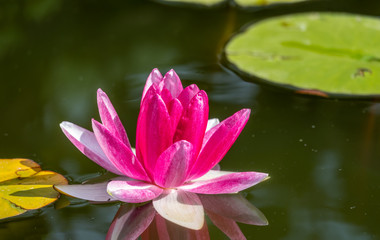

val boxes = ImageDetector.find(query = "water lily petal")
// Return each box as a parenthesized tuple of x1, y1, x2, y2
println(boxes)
(206, 211, 246, 240)
(206, 118, 220, 131)
(161, 69, 183, 98)
(189, 109, 251, 179)
(153, 189, 204, 230)
(160, 88, 174, 107)
(179, 170, 268, 194)
(107, 180, 163, 203)
(153, 140, 193, 188)
(199, 194, 268, 225)
(174, 91, 209, 161)
(92, 119, 150, 181)
(177, 84, 200, 107)
(136, 88, 172, 176)
(60, 121, 122, 175)
(106, 203, 155, 240)
(167, 98, 183, 132)
(97, 89, 131, 148)
(54, 182, 117, 202)
(142, 68, 163, 101)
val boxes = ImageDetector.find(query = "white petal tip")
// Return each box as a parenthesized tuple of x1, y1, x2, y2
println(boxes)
(60, 121, 71, 128)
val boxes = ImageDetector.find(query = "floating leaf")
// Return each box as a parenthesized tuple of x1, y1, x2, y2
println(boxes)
(0, 158, 68, 220)
(157, 0, 225, 7)
(235, 0, 307, 7)
(224, 13, 380, 98)
(157, 0, 306, 6)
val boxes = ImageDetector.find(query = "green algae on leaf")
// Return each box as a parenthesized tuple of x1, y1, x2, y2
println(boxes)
(0, 158, 68, 220)
(224, 13, 380, 98)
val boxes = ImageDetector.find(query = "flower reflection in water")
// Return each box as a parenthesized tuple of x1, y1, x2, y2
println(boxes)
(107, 193, 267, 240)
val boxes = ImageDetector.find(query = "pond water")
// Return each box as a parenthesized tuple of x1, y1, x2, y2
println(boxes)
(1, 0, 380, 239)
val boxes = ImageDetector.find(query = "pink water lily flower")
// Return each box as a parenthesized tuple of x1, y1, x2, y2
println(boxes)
(56, 68, 268, 230)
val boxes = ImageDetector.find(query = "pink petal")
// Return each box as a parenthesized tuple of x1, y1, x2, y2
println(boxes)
(206, 211, 246, 240)
(199, 194, 268, 225)
(152, 189, 204, 230)
(106, 203, 155, 240)
(174, 91, 209, 162)
(160, 88, 174, 107)
(179, 170, 268, 194)
(142, 68, 163, 101)
(189, 109, 251, 179)
(54, 182, 117, 202)
(97, 89, 131, 148)
(107, 180, 163, 203)
(177, 84, 200, 107)
(60, 121, 122, 175)
(153, 140, 193, 188)
(92, 119, 150, 181)
(136, 88, 173, 176)
(167, 98, 183, 131)
(161, 69, 183, 98)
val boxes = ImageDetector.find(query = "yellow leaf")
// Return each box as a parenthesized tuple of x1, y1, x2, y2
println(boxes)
(0, 158, 41, 182)
(0, 158, 68, 220)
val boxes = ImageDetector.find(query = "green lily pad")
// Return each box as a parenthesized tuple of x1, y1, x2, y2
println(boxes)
(157, 0, 304, 6)
(156, 0, 225, 6)
(235, 0, 306, 7)
(0, 158, 68, 220)
(224, 13, 380, 98)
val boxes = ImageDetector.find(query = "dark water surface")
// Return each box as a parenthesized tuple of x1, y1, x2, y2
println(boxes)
(1, 0, 380, 239)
